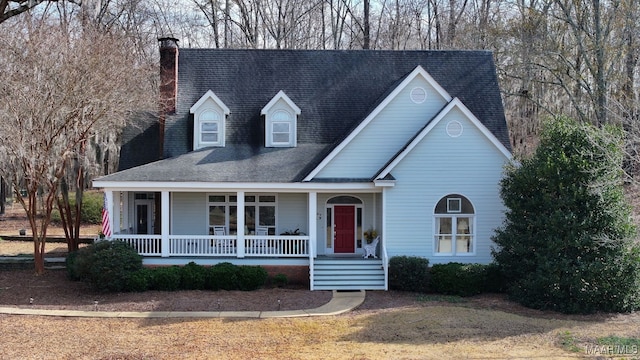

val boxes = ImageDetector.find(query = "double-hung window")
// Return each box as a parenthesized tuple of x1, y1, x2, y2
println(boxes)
(207, 194, 276, 235)
(262, 90, 300, 147)
(200, 110, 221, 145)
(434, 194, 475, 255)
(190, 90, 230, 150)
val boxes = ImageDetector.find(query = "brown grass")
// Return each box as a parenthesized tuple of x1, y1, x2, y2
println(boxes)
(0, 305, 639, 359)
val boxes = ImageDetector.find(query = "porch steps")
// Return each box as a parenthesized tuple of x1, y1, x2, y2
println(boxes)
(312, 258, 385, 290)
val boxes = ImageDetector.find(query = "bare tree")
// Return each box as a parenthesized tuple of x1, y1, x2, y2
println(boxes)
(0, 0, 83, 23)
(0, 18, 155, 273)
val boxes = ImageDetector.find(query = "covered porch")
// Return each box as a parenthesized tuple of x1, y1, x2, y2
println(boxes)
(97, 184, 390, 290)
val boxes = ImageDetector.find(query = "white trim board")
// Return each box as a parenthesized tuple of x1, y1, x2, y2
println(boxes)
(303, 65, 452, 181)
(376, 97, 512, 180)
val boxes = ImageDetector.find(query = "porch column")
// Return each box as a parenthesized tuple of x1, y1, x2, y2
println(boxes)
(105, 190, 114, 238)
(161, 191, 170, 257)
(112, 192, 121, 234)
(121, 193, 129, 234)
(236, 191, 245, 258)
(308, 191, 317, 258)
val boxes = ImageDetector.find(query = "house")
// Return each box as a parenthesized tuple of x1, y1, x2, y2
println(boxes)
(93, 38, 512, 290)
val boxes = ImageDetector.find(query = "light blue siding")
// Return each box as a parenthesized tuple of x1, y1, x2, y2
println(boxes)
(172, 192, 207, 235)
(316, 76, 448, 178)
(384, 108, 509, 264)
(277, 193, 308, 234)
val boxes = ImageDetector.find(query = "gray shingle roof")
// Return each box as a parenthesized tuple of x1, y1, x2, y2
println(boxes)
(107, 48, 509, 183)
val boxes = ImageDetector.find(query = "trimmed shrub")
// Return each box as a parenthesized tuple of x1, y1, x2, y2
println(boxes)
(207, 262, 239, 290)
(429, 263, 487, 297)
(237, 266, 268, 291)
(85, 241, 144, 292)
(149, 266, 182, 291)
(389, 256, 429, 293)
(66, 248, 90, 281)
(272, 273, 288, 288)
(124, 268, 152, 292)
(180, 262, 207, 290)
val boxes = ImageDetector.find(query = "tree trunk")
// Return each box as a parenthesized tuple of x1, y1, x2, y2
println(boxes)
(363, 0, 370, 49)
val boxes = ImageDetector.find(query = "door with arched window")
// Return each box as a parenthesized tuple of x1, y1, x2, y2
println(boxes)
(326, 196, 363, 254)
(434, 194, 475, 255)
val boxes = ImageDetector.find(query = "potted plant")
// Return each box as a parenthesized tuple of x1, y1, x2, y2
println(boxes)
(364, 228, 378, 244)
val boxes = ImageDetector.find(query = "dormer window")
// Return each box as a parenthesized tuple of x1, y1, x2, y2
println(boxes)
(200, 110, 221, 144)
(190, 90, 230, 150)
(262, 90, 300, 147)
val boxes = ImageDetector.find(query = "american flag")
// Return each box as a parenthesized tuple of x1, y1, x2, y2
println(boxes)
(101, 193, 112, 237)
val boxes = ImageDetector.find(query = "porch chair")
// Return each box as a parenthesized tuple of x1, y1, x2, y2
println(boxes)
(253, 226, 269, 254)
(213, 226, 231, 254)
(256, 226, 268, 236)
(213, 226, 226, 235)
(363, 236, 379, 259)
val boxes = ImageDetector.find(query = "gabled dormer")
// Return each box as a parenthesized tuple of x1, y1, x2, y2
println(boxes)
(261, 90, 301, 147)
(190, 90, 230, 150)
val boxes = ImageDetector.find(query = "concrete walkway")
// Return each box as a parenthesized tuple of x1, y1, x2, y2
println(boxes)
(0, 290, 366, 319)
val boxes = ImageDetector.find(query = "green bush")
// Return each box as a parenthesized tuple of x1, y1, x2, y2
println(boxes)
(149, 266, 182, 291)
(180, 262, 207, 290)
(429, 263, 487, 297)
(207, 262, 239, 290)
(85, 241, 144, 292)
(66, 248, 89, 281)
(272, 273, 288, 288)
(124, 268, 152, 292)
(389, 256, 429, 293)
(484, 262, 506, 293)
(237, 266, 268, 291)
(52, 191, 104, 224)
(492, 117, 640, 313)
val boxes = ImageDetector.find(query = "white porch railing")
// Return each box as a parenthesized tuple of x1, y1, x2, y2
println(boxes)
(110, 234, 309, 258)
(244, 235, 309, 257)
(113, 235, 162, 256)
(169, 235, 238, 256)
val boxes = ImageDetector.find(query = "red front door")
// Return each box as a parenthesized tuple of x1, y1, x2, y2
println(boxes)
(334, 205, 355, 253)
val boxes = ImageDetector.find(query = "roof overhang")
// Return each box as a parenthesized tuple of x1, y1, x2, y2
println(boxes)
(93, 180, 381, 193)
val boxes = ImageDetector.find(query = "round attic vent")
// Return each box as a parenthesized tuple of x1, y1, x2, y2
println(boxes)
(410, 87, 427, 104)
(446, 120, 463, 137)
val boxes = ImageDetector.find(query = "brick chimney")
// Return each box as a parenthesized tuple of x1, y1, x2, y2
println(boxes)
(159, 37, 178, 115)
(158, 37, 178, 160)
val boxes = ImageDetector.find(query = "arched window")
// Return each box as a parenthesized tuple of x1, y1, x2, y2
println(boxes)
(199, 110, 221, 145)
(434, 194, 474, 255)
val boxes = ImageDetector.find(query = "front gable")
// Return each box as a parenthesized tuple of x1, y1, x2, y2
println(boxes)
(376, 98, 512, 180)
(305, 66, 453, 181)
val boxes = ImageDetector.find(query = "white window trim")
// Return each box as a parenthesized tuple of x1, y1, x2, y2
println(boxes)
(190, 90, 230, 150)
(206, 193, 278, 235)
(262, 90, 300, 148)
(433, 214, 475, 256)
(271, 120, 292, 146)
(198, 112, 222, 147)
(447, 198, 462, 213)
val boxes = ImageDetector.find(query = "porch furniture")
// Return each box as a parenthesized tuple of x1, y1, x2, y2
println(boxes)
(213, 226, 226, 235)
(363, 236, 379, 259)
(256, 226, 268, 235)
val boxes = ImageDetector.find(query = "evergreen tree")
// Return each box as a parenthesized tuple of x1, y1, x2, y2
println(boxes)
(492, 117, 640, 314)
